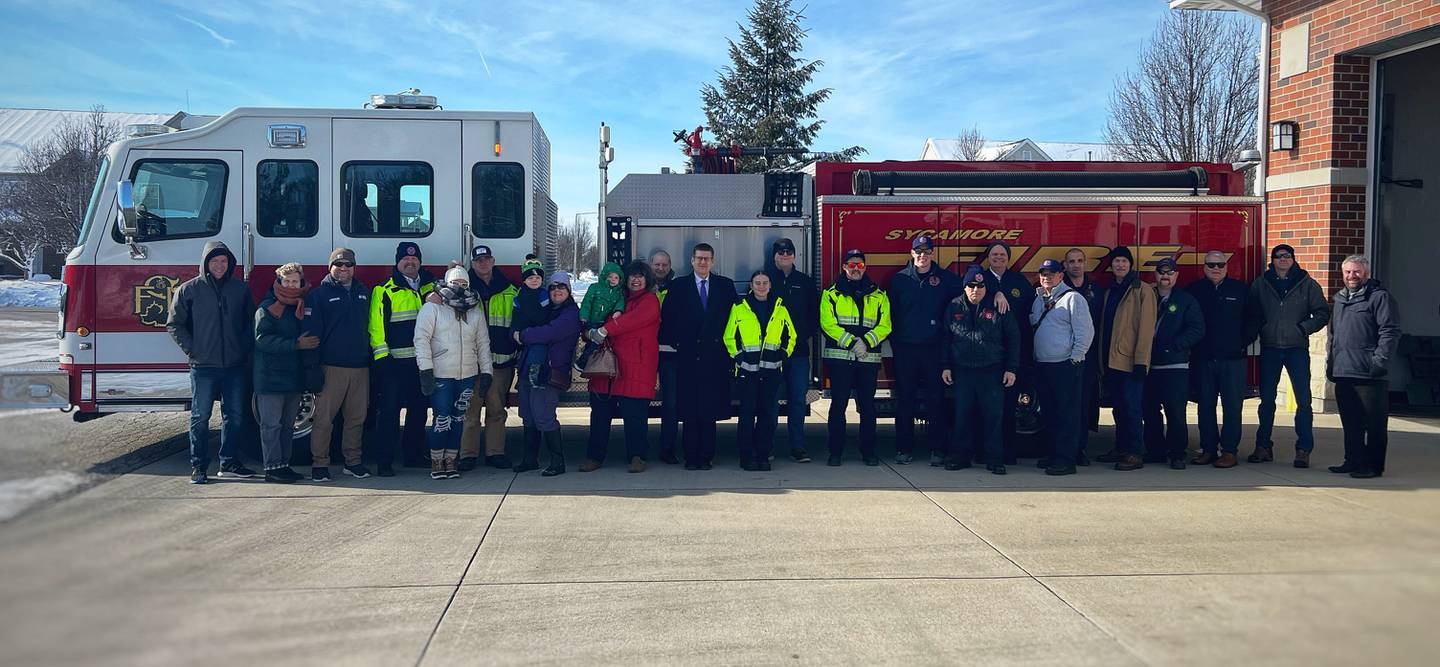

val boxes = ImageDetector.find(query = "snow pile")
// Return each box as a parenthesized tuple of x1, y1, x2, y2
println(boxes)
(571, 276, 597, 303)
(0, 472, 88, 523)
(0, 280, 62, 309)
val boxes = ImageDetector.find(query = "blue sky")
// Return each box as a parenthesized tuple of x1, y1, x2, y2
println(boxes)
(0, 0, 1183, 227)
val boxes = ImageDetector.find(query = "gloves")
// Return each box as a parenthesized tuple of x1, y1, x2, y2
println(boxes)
(589, 327, 608, 343)
(853, 340, 868, 356)
(1132, 364, 1147, 380)
(477, 372, 493, 394)
(419, 369, 436, 397)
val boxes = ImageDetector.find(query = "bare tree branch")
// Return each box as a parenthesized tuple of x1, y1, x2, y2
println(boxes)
(955, 125, 987, 160)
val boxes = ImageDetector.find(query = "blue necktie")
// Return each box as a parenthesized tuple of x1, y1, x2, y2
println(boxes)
(700, 279, 708, 309)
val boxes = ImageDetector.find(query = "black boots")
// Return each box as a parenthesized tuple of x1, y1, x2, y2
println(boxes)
(541, 429, 566, 477)
(513, 426, 542, 473)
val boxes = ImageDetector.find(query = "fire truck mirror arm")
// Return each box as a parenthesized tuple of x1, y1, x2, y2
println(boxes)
(115, 179, 147, 260)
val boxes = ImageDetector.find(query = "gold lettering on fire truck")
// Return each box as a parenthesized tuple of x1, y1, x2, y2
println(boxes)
(883, 229, 1024, 242)
(133, 275, 180, 328)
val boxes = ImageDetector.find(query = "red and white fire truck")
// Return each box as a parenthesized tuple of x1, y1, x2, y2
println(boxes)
(4, 93, 558, 428)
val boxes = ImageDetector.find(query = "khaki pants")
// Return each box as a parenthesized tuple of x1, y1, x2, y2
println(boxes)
(309, 366, 368, 467)
(460, 365, 515, 459)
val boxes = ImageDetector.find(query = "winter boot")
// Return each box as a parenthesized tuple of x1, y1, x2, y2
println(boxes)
(541, 429, 566, 477)
(513, 426, 542, 473)
(430, 450, 446, 480)
(444, 450, 461, 479)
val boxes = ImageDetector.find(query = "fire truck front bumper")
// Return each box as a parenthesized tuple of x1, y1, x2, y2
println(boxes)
(0, 363, 70, 411)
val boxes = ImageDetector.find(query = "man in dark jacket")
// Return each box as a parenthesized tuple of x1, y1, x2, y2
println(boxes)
(368, 241, 437, 475)
(1186, 250, 1256, 469)
(659, 243, 737, 469)
(942, 266, 1019, 474)
(1248, 243, 1330, 468)
(1142, 258, 1205, 469)
(1063, 248, 1104, 465)
(1326, 255, 1401, 479)
(304, 248, 372, 482)
(458, 244, 522, 471)
(980, 241, 1034, 464)
(765, 238, 818, 463)
(887, 235, 963, 466)
(166, 241, 258, 484)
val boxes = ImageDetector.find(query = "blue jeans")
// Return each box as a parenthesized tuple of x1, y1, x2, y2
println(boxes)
(783, 355, 810, 452)
(189, 365, 248, 470)
(1257, 346, 1314, 452)
(428, 376, 476, 452)
(1105, 369, 1146, 456)
(1195, 358, 1245, 454)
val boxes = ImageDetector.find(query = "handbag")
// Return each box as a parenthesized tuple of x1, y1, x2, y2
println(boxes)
(581, 340, 619, 379)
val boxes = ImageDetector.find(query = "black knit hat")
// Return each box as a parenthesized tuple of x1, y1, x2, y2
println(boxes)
(983, 241, 1011, 258)
(395, 242, 422, 264)
(1107, 246, 1134, 265)
(1271, 243, 1296, 260)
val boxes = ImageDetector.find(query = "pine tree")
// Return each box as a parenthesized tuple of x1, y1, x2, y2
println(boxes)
(700, 0, 862, 171)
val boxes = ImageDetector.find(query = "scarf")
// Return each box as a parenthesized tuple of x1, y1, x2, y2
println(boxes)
(267, 282, 308, 320)
(438, 285, 481, 322)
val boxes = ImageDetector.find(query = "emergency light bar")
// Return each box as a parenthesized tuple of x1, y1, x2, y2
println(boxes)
(125, 124, 172, 138)
(366, 92, 440, 109)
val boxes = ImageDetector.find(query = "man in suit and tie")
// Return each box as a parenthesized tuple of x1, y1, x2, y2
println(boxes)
(659, 243, 738, 469)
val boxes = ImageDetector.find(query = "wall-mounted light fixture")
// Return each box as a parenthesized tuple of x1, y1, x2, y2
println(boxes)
(1271, 120, 1297, 151)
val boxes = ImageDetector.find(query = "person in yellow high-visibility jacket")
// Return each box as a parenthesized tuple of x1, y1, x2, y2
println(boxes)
(724, 270, 797, 471)
(368, 241, 437, 475)
(820, 249, 892, 466)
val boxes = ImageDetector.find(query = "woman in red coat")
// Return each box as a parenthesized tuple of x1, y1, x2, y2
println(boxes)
(581, 260, 661, 473)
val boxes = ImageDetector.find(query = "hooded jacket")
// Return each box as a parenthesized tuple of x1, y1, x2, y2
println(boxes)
(166, 241, 256, 368)
(1030, 282, 1095, 364)
(1326, 279, 1401, 381)
(579, 261, 626, 325)
(888, 260, 964, 345)
(1250, 266, 1329, 349)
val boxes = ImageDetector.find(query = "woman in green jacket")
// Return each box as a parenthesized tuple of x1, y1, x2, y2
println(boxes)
(724, 270, 797, 471)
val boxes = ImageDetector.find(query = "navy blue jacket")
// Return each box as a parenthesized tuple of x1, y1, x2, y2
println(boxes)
(1064, 274, 1105, 362)
(305, 275, 372, 368)
(943, 296, 1020, 372)
(1186, 277, 1254, 361)
(1151, 288, 1206, 367)
(982, 268, 1035, 330)
(889, 261, 964, 345)
(1327, 279, 1402, 381)
(766, 265, 817, 356)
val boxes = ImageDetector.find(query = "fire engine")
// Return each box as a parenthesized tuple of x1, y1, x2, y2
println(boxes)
(2, 92, 558, 434)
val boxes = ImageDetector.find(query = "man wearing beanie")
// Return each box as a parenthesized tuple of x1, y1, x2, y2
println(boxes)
(980, 240, 1036, 464)
(888, 234, 962, 466)
(305, 248, 374, 481)
(765, 237, 818, 463)
(1248, 243, 1329, 468)
(1094, 246, 1157, 471)
(368, 241, 437, 475)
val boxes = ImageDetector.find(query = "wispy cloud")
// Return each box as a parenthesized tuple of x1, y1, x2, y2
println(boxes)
(175, 15, 235, 48)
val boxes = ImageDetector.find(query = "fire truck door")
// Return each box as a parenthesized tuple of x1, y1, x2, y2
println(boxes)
(92, 149, 244, 403)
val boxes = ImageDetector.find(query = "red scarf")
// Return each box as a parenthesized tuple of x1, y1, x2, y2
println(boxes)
(267, 281, 308, 320)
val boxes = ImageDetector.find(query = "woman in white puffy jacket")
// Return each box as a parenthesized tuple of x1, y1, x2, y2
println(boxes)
(415, 265, 494, 480)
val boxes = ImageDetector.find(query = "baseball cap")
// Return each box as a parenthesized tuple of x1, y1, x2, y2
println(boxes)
(912, 235, 934, 251)
(471, 244, 493, 259)
(1037, 259, 1064, 274)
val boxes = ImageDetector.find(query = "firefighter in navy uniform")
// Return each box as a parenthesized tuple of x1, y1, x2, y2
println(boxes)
(1142, 258, 1205, 469)
(1062, 248, 1104, 466)
(888, 234, 963, 466)
(979, 241, 1034, 464)
(819, 249, 892, 466)
(369, 241, 437, 475)
(942, 266, 1019, 475)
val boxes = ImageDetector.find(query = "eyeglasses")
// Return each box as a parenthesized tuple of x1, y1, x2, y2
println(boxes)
(1273, 253, 1293, 259)
(331, 261, 355, 268)
(844, 261, 866, 270)
(775, 249, 795, 256)
(1204, 262, 1227, 269)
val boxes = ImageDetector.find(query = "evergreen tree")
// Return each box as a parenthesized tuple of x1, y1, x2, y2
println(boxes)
(700, 0, 862, 171)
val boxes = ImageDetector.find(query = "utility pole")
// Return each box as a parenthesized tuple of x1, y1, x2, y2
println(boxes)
(598, 122, 614, 262)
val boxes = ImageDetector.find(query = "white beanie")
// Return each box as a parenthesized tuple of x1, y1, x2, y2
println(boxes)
(444, 265, 468, 285)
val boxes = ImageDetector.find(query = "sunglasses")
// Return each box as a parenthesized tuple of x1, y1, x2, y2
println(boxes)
(1205, 262, 1227, 269)
(844, 261, 866, 270)
(1273, 253, 1293, 259)
(331, 261, 355, 268)
(964, 282, 985, 289)
(775, 248, 795, 256)
(1157, 269, 1177, 276)
(912, 248, 935, 255)
(548, 284, 569, 290)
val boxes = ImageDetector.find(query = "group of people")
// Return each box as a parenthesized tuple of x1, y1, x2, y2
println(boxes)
(165, 234, 1401, 485)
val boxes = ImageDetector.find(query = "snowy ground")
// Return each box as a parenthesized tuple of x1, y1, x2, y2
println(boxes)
(0, 309, 58, 366)
(0, 279, 61, 309)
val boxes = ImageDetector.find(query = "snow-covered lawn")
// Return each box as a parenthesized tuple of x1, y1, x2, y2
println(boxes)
(0, 280, 61, 309)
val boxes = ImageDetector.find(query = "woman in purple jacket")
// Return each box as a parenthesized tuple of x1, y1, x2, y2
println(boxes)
(511, 270, 582, 476)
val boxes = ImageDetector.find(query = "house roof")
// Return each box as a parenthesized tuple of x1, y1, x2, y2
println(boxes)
(922, 137, 1124, 161)
(0, 108, 215, 175)
(1168, 0, 1263, 16)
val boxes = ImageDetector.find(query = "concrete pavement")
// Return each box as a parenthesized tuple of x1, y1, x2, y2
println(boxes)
(0, 408, 1437, 666)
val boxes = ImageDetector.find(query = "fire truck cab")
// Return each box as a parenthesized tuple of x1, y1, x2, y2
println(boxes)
(30, 93, 557, 424)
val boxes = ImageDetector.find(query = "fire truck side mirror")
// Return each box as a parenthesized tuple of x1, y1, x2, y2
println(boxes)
(116, 180, 139, 238)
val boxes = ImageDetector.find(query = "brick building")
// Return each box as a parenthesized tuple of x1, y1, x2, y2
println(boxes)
(1178, 0, 1439, 407)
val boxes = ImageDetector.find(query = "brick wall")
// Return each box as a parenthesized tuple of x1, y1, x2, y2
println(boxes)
(1264, 0, 1440, 296)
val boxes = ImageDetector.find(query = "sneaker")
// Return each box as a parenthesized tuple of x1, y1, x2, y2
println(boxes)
(1045, 464, 1076, 476)
(344, 464, 371, 479)
(190, 468, 208, 485)
(486, 455, 512, 469)
(280, 467, 304, 482)
(894, 452, 913, 465)
(791, 449, 812, 463)
(217, 462, 257, 478)
(929, 452, 945, 467)
(827, 455, 842, 467)
(377, 465, 396, 477)
(863, 456, 880, 467)
(265, 469, 297, 484)
(311, 467, 332, 482)
(987, 464, 1007, 475)
(456, 457, 479, 472)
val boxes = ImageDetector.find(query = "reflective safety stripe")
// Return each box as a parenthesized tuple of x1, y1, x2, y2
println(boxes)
(390, 310, 419, 323)
(489, 314, 512, 328)
(491, 351, 515, 365)
(372, 344, 390, 360)
(390, 347, 416, 359)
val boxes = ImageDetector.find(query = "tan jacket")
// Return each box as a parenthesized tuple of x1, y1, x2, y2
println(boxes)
(1105, 278, 1157, 372)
